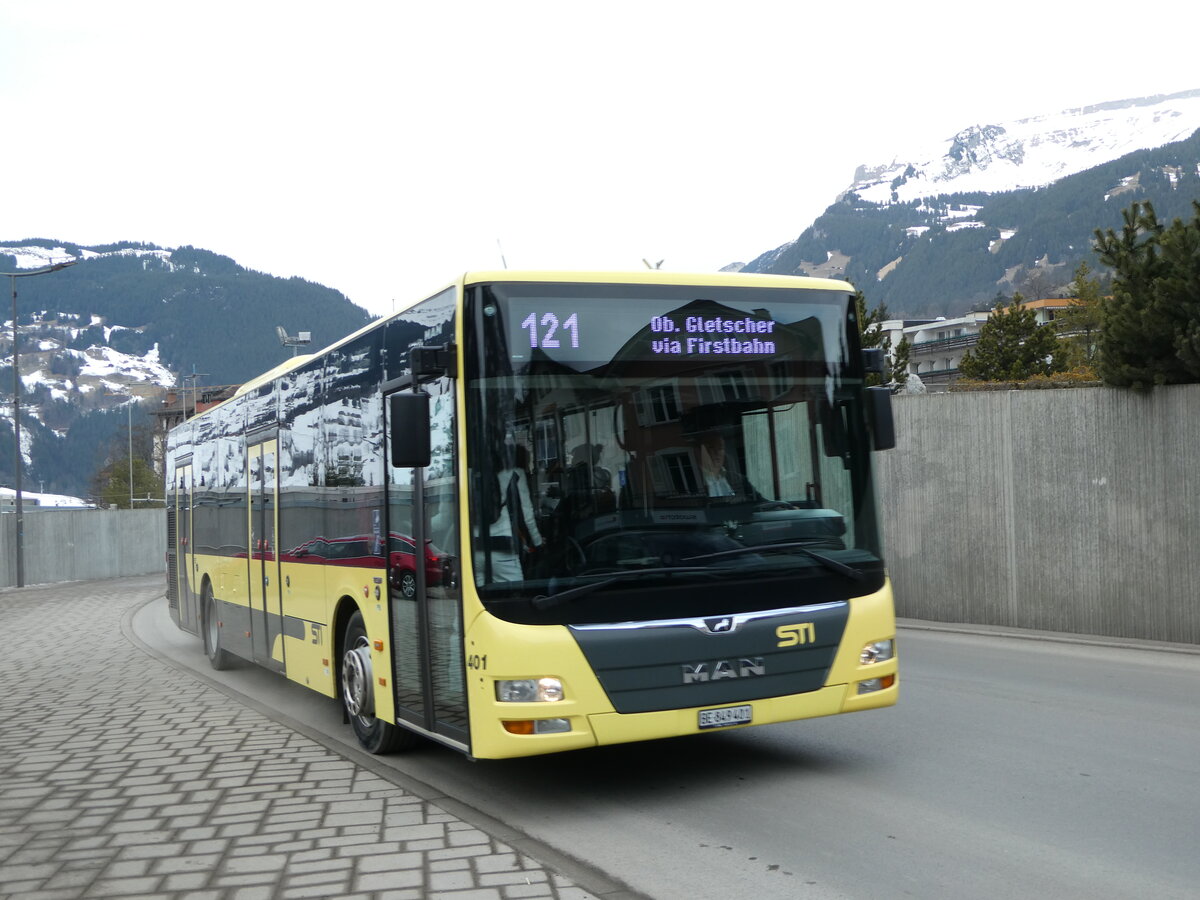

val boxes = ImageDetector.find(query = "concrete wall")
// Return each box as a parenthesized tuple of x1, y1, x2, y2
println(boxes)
(5, 386, 1199, 646)
(0, 508, 165, 589)
(875, 383, 1200, 644)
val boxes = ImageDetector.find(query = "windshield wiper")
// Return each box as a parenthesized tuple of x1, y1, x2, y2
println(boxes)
(531, 566, 719, 611)
(682, 542, 867, 583)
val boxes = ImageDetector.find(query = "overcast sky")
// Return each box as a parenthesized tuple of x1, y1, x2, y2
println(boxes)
(2, 1, 1196, 318)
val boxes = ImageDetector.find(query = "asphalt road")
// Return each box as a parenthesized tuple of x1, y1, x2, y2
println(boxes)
(134, 598, 1200, 900)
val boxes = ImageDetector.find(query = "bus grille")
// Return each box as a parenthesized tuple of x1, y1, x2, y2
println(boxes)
(569, 602, 849, 715)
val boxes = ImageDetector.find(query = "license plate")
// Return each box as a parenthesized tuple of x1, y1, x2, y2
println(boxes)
(698, 704, 752, 729)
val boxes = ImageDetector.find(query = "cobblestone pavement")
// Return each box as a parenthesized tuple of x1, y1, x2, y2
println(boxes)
(0, 577, 618, 900)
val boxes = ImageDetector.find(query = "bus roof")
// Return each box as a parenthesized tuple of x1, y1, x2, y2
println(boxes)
(457, 269, 853, 292)
(181, 270, 854, 425)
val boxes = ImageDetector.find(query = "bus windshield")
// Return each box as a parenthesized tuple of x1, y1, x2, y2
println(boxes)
(465, 280, 885, 626)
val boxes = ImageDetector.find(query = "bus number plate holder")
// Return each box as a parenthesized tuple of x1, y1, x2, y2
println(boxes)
(698, 704, 752, 729)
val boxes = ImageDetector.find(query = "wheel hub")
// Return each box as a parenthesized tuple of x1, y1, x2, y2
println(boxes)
(207, 607, 220, 648)
(342, 641, 375, 717)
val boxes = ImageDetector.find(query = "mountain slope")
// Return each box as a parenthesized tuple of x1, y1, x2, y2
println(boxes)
(744, 90, 1200, 316)
(1, 241, 374, 385)
(1, 241, 376, 496)
(851, 89, 1200, 205)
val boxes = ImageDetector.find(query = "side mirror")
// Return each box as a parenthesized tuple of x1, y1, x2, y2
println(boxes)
(390, 392, 431, 467)
(410, 343, 456, 379)
(862, 347, 886, 374)
(866, 386, 896, 451)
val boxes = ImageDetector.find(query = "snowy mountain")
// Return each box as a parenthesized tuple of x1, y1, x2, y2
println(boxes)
(848, 89, 1200, 205)
(2, 241, 175, 271)
(2, 240, 374, 498)
(2, 245, 177, 492)
(2, 245, 187, 411)
(745, 89, 1200, 316)
(7, 308, 176, 403)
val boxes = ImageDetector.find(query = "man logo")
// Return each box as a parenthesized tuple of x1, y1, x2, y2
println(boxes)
(682, 658, 765, 683)
(776, 622, 816, 647)
(705, 616, 734, 633)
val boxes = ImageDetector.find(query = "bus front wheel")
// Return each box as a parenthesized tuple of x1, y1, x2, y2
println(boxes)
(341, 610, 418, 754)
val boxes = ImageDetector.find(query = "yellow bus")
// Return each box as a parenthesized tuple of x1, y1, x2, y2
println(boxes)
(165, 270, 898, 759)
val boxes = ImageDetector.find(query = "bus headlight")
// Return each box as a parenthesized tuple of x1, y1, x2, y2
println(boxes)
(860, 639, 894, 665)
(495, 677, 564, 703)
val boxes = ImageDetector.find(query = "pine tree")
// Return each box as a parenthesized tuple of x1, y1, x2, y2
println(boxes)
(88, 416, 162, 508)
(1094, 200, 1200, 389)
(1166, 207, 1200, 374)
(855, 291, 889, 347)
(890, 336, 912, 386)
(1054, 261, 1103, 370)
(959, 294, 1066, 381)
(91, 456, 162, 509)
(854, 290, 893, 387)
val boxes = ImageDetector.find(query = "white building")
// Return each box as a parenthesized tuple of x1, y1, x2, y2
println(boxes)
(905, 312, 993, 385)
(878, 299, 1072, 390)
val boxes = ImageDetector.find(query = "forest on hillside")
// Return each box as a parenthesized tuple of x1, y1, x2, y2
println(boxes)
(1, 241, 380, 498)
(746, 129, 1200, 316)
(0, 243, 375, 385)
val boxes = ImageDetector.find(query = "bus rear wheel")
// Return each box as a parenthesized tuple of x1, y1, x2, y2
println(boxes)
(341, 610, 418, 754)
(202, 582, 234, 671)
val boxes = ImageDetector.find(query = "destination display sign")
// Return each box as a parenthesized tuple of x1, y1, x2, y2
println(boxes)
(504, 298, 784, 367)
(646, 314, 777, 356)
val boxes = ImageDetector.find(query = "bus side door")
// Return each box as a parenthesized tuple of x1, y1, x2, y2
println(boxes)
(384, 381, 466, 746)
(248, 439, 286, 672)
(172, 463, 196, 631)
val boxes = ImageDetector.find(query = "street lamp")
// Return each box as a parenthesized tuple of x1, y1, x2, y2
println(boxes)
(103, 385, 137, 509)
(181, 370, 209, 420)
(3, 259, 78, 588)
(126, 399, 133, 508)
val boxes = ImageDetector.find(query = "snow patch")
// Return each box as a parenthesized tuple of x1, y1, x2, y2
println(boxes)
(0, 245, 76, 268)
(79, 345, 174, 388)
(849, 90, 1200, 205)
(0, 486, 94, 509)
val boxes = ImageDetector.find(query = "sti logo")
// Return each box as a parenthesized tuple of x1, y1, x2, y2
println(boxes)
(776, 622, 816, 647)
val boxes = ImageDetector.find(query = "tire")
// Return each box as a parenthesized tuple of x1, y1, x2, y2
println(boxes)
(398, 570, 417, 600)
(340, 610, 418, 754)
(202, 582, 234, 671)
